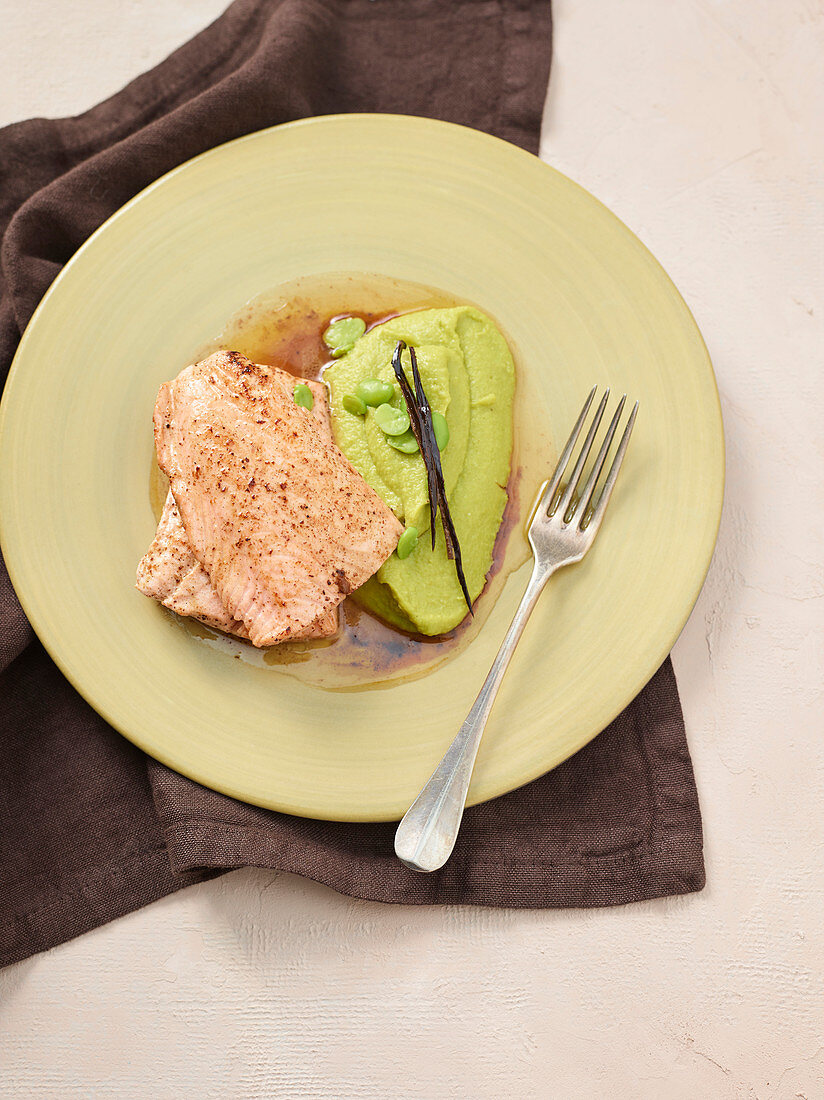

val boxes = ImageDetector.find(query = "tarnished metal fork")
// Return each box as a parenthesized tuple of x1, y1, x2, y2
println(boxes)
(395, 387, 638, 873)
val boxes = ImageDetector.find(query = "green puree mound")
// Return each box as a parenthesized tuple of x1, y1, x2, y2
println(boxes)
(324, 306, 514, 635)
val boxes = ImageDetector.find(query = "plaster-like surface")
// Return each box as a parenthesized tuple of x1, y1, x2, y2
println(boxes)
(1, 2, 822, 1096)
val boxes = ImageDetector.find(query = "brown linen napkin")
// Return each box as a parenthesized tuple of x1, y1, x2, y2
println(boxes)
(0, 0, 704, 969)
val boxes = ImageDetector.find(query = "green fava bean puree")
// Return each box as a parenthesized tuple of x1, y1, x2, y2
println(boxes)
(324, 306, 514, 635)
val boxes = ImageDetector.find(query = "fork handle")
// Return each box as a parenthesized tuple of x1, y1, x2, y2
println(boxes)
(394, 563, 553, 873)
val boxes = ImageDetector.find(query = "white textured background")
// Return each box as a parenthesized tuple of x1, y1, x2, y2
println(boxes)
(1, 1, 822, 1097)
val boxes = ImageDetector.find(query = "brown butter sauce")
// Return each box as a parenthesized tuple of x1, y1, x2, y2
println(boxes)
(163, 272, 536, 691)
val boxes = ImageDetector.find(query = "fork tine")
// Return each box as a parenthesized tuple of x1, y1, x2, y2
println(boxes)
(575, 394, 627, 526)
(555, 388, 610, 519)
(584, 401, 638, 535)
(537, 386, 597, 514)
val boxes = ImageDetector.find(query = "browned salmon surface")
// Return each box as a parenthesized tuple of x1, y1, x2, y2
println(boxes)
(148, 351, 401, 646)
(137, 375, 338, 640)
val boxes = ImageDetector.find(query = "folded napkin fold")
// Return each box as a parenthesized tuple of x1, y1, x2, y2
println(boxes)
(0, 0, 704, 969)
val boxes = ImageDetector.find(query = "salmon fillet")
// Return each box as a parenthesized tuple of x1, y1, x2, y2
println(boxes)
(137, 490, 249, 636)
(151, 350, 402, 647)
(137, 374, 337, 640)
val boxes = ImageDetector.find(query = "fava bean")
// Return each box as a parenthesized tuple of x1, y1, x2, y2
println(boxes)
(323, 316, 366, 349)
(432, 410, 449, 450)
(396, 526, 419, 559)
(374, 402, 411, 436)
(356, 378, 395, 406)
(387, 430, 419, 453)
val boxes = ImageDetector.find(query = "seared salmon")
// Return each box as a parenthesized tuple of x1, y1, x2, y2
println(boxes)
(150, 351, 402, 647)
(137, 377, 337, 639)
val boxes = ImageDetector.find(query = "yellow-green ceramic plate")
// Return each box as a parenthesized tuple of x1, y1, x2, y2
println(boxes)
(0, 115, 723, 821)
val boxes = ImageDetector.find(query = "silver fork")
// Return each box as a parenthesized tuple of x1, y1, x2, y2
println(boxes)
(394, 387, 638, 873)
